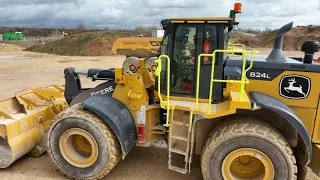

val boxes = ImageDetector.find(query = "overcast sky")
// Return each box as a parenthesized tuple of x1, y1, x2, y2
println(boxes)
(0, 0, 319, 30)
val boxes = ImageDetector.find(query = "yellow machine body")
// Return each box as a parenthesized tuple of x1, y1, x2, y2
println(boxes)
(244, 69, 320, 175)
(112, 37, 162, 57)
(108, 24, 320, 177)
(105, 17, 320, 177)
(246, 71, 320, 139)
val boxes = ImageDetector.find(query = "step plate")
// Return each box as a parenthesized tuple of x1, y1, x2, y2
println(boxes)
(169, 100, 216, 113)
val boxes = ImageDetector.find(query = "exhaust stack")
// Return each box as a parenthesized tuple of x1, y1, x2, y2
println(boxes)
(266, 22, 293, 62)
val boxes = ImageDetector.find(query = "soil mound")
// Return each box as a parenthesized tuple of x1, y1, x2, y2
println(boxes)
(232, 25, 320, 51)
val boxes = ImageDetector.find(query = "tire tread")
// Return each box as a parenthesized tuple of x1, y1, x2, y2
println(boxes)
(201, 116, 297, 180)
(47, 104, 121, 180)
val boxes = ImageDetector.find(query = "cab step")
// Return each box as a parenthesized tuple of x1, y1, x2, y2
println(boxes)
(168, 109, 193, 174)
(172, 121, 189, 127)
(171, 135, 189, 141)
(169, 148, 188, 156)
(168, 165, 188, 174)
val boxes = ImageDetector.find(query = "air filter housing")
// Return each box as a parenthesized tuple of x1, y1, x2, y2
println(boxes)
(301, 40, 320, 64)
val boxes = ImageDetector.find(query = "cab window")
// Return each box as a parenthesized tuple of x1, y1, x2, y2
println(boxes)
(203, 25, 217, 64)
(171, 25, 197, 95)
(160, 34, 168, 55)
(159, 35, 168, 90)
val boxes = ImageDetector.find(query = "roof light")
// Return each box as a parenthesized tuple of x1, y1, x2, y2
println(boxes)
(234, 3, 242, 13)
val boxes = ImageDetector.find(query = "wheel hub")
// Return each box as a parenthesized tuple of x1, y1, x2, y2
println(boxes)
(236, 155, 255, 167)
(129, 64, 137, 72)
(222, 148, 275, 180)
(59, 128, 98, 168)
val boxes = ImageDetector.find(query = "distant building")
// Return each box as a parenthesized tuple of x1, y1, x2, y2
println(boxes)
(152, 30, 165, 38)
(2, 32, 25, 40)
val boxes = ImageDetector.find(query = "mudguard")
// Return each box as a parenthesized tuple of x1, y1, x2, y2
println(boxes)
(82, 96, 137, 157)
(249, 91, 312, 163)
(70, 81, 116, 106)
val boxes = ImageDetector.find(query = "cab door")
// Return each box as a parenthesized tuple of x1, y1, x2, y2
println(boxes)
(170, 24, 200, 96)
(158, 23, 201, 97)
(158, 22, 227, 101)
(198, 24, 227, 101)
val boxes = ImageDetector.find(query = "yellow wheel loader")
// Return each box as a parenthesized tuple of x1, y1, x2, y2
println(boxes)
(47, 3, 320, 180)
(112, 37, 162, 58)
(112, 37, 162, 74)
(2, 3, 320, 180)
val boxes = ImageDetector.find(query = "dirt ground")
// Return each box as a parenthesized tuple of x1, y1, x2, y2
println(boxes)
(0, 47, 319, 180)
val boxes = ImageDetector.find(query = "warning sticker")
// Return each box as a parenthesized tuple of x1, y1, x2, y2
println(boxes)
(137, 106, 146, 124)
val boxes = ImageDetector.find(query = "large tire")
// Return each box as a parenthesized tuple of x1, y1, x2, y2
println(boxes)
(47, 104, 121, 180)
(201, 116, 297, 180)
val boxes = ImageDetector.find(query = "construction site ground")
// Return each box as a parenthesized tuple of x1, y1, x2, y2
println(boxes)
(0, 46, 319, 180)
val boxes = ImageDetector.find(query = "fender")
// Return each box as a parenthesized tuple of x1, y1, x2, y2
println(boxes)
(249, 91, 312, 164)
(82, 96, 137, 158)
(70, 81, 116, 106)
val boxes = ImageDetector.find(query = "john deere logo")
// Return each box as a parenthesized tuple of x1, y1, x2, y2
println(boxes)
(149, 41, 159, 46)
(279, 75, 311, 99)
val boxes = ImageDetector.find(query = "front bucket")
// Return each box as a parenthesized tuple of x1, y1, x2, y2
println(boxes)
(0, 85, 67, 168)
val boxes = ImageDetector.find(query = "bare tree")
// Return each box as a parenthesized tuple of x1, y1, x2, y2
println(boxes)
(134, 25, 160, 37)
(76, 23, 87, 31)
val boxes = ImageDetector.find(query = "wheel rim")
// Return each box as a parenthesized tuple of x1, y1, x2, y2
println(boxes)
(222, 148, 274, 180)
(59, 128, 99, 168)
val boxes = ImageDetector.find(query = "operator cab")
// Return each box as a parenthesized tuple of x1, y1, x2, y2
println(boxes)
(158, 15, 239, 102)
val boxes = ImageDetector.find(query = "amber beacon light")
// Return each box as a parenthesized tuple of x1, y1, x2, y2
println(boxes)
(234, 2, 242, 13)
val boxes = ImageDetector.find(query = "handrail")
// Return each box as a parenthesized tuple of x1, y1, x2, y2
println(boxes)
(227, 43, 246, 56)
(196, 48, 259, 113)
(155, 55, 171, 126)
(156, 45, 258, 121)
